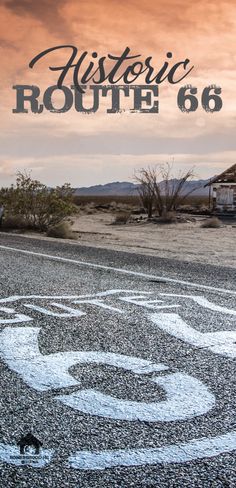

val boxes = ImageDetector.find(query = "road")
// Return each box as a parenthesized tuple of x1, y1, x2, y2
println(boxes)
(0, 233, 235, 487)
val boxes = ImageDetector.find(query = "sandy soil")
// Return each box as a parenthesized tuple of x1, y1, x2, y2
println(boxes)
(69, 212, 236, 269)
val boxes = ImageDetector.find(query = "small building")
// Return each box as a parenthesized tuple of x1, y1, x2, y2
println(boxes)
(205, 163, 236, 213)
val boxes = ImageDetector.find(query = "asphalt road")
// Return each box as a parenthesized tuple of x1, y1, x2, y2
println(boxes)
(0, 233, 235, 488)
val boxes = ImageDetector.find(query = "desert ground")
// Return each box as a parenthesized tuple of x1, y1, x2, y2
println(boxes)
(3, 197, 235, 268)
(68, 210, 236, 268)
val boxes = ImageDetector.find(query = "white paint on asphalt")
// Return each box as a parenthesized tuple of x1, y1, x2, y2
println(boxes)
(119, 295, 180, 310)
(0, 442, 53, 467)
(0, 291, 235, 327)
(24, 302, 86, 318)
(68, 430, 236, 470)
(0, 240, 235, 470)
(0, 307, 32, 324)
(150, 313, 236, 359)
(73, 298, 124, 313)
(0, 289, 150, 305)
(0, 326, 215, 422)
(0, 327, 168, 392)
(160, 294, 236, 315)
(57, 372, 215, 422)
(0, 244, 235, 295)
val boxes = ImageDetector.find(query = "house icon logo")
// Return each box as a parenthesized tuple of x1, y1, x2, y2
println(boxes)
(17, 433, 43, 455)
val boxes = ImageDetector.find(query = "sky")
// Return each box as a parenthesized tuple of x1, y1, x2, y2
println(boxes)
(0, 0, 235, 187)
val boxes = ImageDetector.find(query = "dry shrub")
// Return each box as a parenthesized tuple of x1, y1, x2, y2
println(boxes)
(112, 212, 130, 225)
(46, 221, 76, 239)
(201, 217, 221, 228)
(2, 214, 28, 230)
(0, 172, 76, 231)
(158, 211, 177, 224)
(135, 163, 198, 218)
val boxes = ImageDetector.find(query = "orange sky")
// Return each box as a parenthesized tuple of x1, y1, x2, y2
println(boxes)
(0, 0, 235, 186)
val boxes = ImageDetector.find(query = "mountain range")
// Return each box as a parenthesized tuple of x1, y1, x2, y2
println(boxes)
(74, 179, 210, 196)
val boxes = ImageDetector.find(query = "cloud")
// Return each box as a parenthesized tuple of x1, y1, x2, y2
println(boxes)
(1, 0, 70, 37)
(0, 0, 235, 184)
(1, 151, 235, 187)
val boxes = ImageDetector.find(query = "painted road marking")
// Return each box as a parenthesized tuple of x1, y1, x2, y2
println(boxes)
(119, 295, 180, 310)
(0, 244, 235, 295)
(0, 326, 215, 421)
(0, 327, 168, 391)
(0, 291, 234, 316)
(150, 312, 236, 359)
(160, 294, 236, 315)
(0, 290, 151, 305)
(73, 299, 124, 313)
(24, 302, 86, 318)
(0, 284, 235, 468)
(0, 291, 149, 323)
(57, 372, 215, 422)
(0, 307, 32, 324)
(68, 430, 236, 470)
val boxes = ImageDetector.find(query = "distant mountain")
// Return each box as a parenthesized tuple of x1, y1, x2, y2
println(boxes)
(74, 179, 210, 196)
(74, 182, 140, 196)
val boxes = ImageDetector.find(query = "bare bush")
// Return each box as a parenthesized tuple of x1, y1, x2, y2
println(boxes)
(201, 217, 221, 228)
(135, 168, 155, 218)
(135, 163, 200, 217)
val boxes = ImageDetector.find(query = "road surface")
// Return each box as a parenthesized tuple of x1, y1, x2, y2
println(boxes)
(0, 233, 235, 487)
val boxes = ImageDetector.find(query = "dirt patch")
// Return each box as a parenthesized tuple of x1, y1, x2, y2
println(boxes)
(69, 212, 236, 268)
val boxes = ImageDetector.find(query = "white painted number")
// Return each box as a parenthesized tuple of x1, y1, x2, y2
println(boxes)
(0, 326, 215, 421)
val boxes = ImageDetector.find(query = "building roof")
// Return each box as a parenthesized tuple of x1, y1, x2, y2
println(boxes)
(204, 163, 236, 187)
